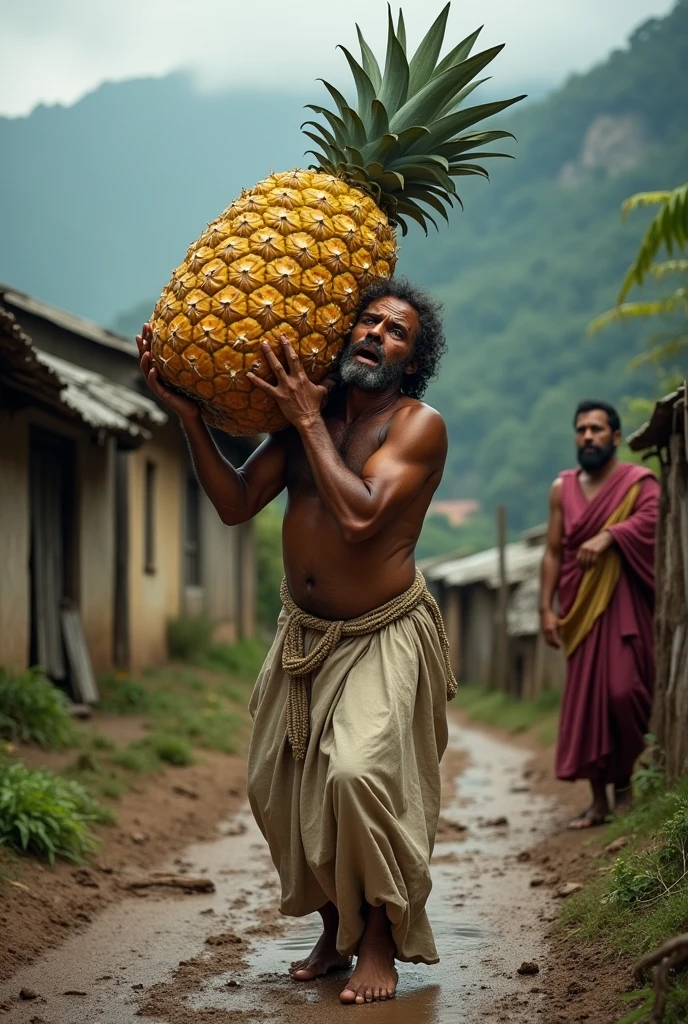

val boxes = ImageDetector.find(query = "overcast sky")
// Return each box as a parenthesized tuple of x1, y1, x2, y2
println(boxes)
(0, 0, 675, 118)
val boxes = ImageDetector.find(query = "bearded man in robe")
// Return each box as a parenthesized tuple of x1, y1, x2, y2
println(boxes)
(540, 400, 659, 828)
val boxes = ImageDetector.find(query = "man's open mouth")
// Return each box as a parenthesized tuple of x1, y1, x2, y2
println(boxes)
(353, 345, 381, 366)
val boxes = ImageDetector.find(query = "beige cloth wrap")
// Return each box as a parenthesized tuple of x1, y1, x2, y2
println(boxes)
(247, 571, 457, 966)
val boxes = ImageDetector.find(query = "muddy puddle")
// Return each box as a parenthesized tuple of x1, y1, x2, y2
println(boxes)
(0, 719, 557, 1023)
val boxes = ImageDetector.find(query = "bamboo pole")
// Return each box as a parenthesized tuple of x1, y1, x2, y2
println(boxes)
(495, 505, 510, 693)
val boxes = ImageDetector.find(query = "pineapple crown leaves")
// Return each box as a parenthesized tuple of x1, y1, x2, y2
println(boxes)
(303, 3, 525, 234)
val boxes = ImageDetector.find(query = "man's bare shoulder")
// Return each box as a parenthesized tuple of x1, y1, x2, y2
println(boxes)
(388, 400, 447, 451)
(550, 475, 564, 506)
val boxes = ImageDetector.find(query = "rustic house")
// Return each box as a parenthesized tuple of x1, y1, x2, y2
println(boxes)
(422, 526, 566, 698)
(629, 383, 688, 781)
(0, 284, 256, 694)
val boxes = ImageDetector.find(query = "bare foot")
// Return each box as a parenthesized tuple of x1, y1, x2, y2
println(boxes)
(340, 907, 398, 1005)
(614, 785, 633, 814)
(290, 903, 351, 981)
(567, 806, 609, 830)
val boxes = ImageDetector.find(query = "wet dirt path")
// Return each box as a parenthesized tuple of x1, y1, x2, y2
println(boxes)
(0, 718, 559, 1023)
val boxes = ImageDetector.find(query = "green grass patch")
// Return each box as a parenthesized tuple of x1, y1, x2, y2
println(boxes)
(144, 733, 194, 766)
(561, 774, 688, 1023)
(98, 657, 255, 756)
(0, 667, 75, 749)
(452, 684, 560, 743)
(0, 759, 114, 864)
(202, 639, 267, 679)
(166, 615, 214, 662)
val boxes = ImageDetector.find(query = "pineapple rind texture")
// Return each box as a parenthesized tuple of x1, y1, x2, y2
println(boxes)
(151, 169, 398, 435)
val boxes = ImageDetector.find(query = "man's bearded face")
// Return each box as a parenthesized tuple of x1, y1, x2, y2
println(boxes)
(338, 336, 414, 391)
(577, 441, 617, 471)
(575, 409, 619, 471)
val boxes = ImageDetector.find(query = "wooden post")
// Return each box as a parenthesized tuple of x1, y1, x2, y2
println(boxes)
(496, 505, 510, 693)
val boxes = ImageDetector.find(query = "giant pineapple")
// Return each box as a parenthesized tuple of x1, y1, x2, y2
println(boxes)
(150, 5, 523, 435)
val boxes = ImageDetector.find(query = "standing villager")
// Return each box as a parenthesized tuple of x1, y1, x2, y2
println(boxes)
(540, 400, 660, 828)
(137, 278, 455, 1004)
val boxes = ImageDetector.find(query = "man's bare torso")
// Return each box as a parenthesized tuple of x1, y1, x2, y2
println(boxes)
(282, 394, 442, 619)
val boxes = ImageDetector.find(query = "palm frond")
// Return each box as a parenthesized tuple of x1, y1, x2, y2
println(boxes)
(618, 183, 688, 302)
(588, 289, 688, 335)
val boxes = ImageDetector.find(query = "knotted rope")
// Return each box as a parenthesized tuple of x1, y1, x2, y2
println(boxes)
(279, 569, 457, 760)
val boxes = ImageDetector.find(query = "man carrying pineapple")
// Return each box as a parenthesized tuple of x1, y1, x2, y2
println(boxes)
(138, 276, 454, 1003)
(138, 6, 523, 1004)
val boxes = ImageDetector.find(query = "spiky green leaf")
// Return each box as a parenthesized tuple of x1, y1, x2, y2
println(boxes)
(340, 106, 368, 149)
(356, 25, 383, 92)
(375, 170, 406, 193)
(389, 45, 506, 132)
(434, 26, 484, 77)
(370, 99, 391, 138)
(305, 104, 348, 147)
(338, 47, 377, 131)
(362, 133, 400, 165)
(447, 162, 490, 178)
(394, 197, 438, 233)
(416, 97, 525, 152)
(378, 6, 410, 116)
(402, 185, 451, 221)
(396, 8, 407, 53)
(408, 3, 450, 96)
(318, 79, 350, 119)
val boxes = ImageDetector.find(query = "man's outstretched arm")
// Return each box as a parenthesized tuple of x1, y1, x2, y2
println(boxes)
(540, 478, 563, 648)
(248, 336, 447, 543)
(137, 324, 287, 525)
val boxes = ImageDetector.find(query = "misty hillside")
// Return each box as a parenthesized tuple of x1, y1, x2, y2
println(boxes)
(1, 1, 687, 530)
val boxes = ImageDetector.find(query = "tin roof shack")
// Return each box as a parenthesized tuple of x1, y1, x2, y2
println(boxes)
(0, 285, 256, 689)
(628, 383, 687, 781)
(423, 526, 566, 699)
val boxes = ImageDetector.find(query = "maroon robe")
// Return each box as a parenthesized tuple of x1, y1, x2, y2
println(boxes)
(556, 462, 660, 784)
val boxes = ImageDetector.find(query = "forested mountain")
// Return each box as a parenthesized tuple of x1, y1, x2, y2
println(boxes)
(1, 1, 687, 533)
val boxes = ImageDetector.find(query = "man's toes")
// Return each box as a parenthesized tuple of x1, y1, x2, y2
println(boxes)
(365, 987, 374, 1002)
(340, 987, 357, 1004)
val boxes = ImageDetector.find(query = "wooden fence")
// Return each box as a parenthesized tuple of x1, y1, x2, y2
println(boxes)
(629, 385, 688, 781)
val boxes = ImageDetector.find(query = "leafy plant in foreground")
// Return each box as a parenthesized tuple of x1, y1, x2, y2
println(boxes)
(0, 666, 75, 749)
(0, 761, 114, 864)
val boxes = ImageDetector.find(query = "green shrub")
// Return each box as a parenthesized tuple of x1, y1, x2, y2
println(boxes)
(0, 667, 75, 749)
(0, 761, 114, 864)
(167, 616, 213, 662)
(606, 803, 688, 907)
(111, 744, 162, 774)
(98, 674, 152, 713)
(204, 639, 267, 679)
(145, 733, 194, 766)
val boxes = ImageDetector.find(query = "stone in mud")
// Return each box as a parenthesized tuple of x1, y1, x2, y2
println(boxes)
(517, 962, 540, 975)
(530, 878, 545, 887)
(517, 850, 532, 862)
(19, 988, 40, 1000)
(556, 882, 583, 898)
(130, 832, 149, 845)
(481, 816, 509, 828)
(605, 836, 630, 854)
(205, 932, 243, 946)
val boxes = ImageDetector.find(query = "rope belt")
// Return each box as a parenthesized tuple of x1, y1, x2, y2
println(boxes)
(279, 569, 457, 760)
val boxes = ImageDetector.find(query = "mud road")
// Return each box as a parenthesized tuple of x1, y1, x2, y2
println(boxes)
(0, 718, 560, 1023)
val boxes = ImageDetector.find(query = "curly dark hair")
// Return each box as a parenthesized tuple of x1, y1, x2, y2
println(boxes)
(351, 278, 446, 399)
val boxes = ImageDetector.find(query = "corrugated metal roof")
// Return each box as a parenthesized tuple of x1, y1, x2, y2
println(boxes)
(36, 350, 167, 440)
(425, 540, 544, 589)
(0, 306, 63, 400)
(0, 285, 137, 356)
(507, 575, 540, 637)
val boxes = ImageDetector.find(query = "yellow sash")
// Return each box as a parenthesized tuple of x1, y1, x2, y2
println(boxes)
(558, 481, 642, 659)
